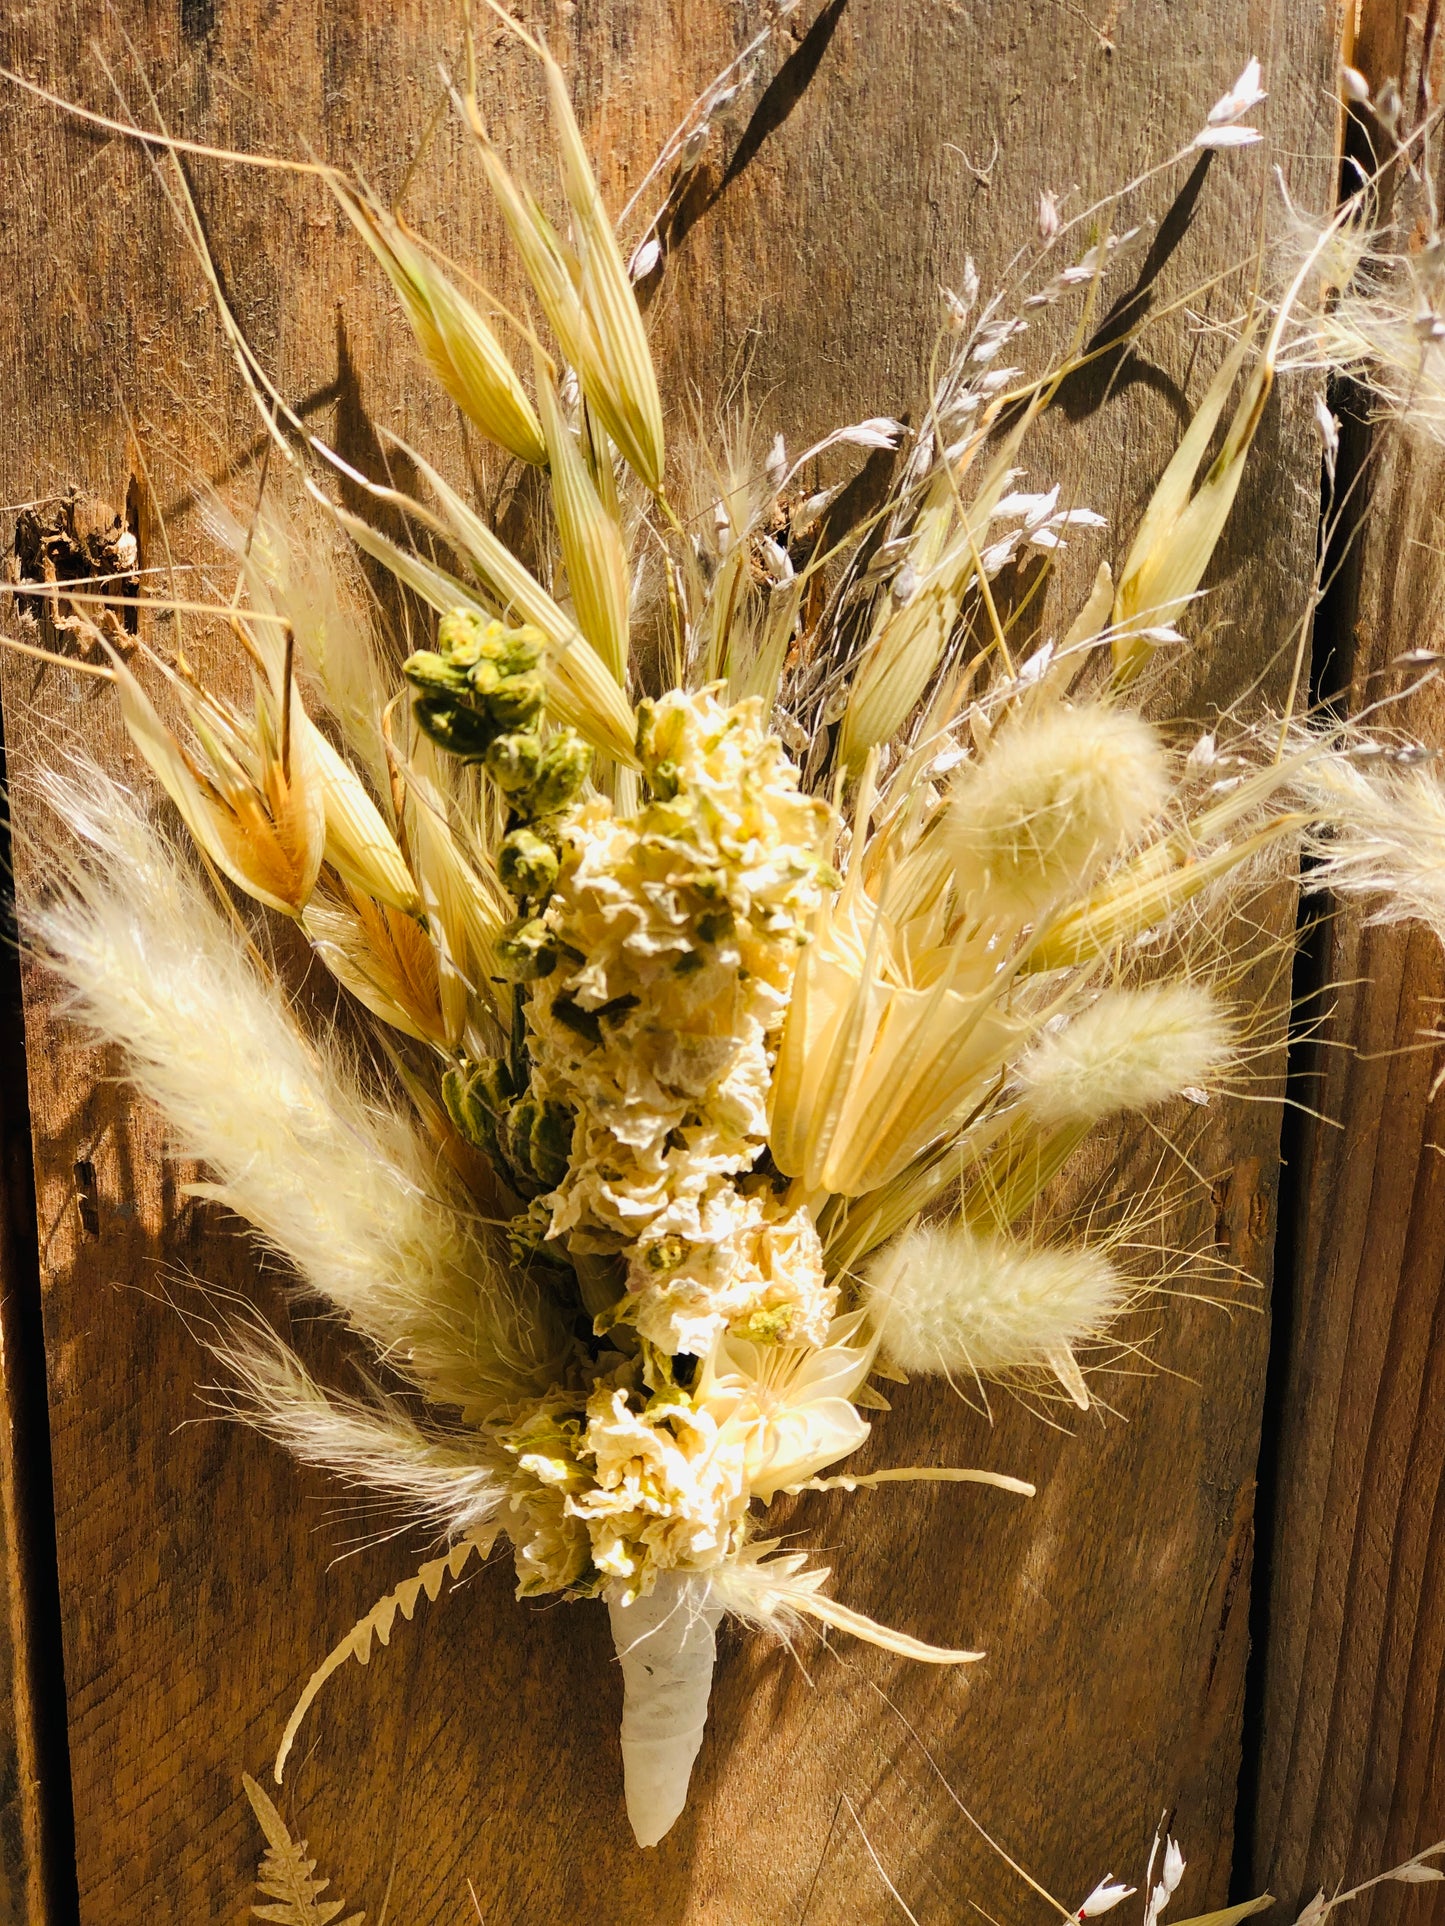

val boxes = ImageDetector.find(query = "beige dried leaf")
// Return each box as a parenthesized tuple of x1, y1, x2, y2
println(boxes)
(537, 364, 630, 684)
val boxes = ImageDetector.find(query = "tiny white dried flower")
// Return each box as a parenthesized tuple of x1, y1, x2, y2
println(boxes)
(979, 532, 1023, 574)
(766, 432, 788, 493)
(1162, 1838, 1185, 1895)
(841, 416, 906, 449)
(993, 486, 1060, 526)
(628, 235, 662, 281)
(759, 535, 794, 583)
(972, 318, 1026, 363)
(1079, 1878, 1137, 1917)
(1208, 57, 1267, 124)
(1315, 395, 1339, 489)
(1393, 1865, 1445, 1884)
(1314, 394, 1339, 461)
(1194, 124, 1264, 150)
(1017, 639, 1054, 685)
(978, 365, 1022, 393)
(1039, 189, 1061, 242)
(892, 560, 919, 605)
(1341, 64, 1370, 103)
(1058, 230, 1139, 286)
(944, 287, 973, 332)
(1186, 732, 1218, 772)
(1293, 1892, 1328, 1926)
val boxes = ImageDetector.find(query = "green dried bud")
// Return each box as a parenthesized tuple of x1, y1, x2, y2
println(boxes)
(484, 670, 547, 732)
(486, 730, 543, 797)
(731, 1303, 795, 1344)
(644, 1234, 689, 1274)
(497, 915, 557, 980)
(506, 1199, 572, 1272)
(403, 648, 472, 699)
(529, 729, 592, 814)
(441, 1058, 516, 1157)
(409, 693, 501, 760)
(437, 609, 543, 681)
(650, 759, 681, 801)
(498, 828, 560, 900)
(406, 614, 548, 760)
(502, 1095, 573, 1191)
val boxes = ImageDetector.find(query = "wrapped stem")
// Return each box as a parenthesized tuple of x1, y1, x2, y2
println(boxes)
(608, 1573, 724, 1848)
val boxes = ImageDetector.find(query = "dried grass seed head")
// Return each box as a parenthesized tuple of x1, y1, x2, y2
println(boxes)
(1015, 981, 1235, 1125)
(864, 1221, 1127, 1380)
(942, 704, 1171, 919)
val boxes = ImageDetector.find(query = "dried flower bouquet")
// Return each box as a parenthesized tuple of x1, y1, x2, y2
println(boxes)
(14, 18, 1445, 1854)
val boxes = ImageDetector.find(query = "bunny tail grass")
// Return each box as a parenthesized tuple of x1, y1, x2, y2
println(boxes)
(608, 1573, 725, 1848)
(26, 759, 562, 1419)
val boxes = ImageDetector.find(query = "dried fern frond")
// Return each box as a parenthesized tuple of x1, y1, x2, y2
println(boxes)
(274, 1537, 491, 1783)
(242, 1773, 363, 1926)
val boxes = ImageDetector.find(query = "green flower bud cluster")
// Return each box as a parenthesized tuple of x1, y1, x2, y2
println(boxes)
(442, 1057, 572, 1197)
(405, 611, 593, 981)
(404, 611, 546, 757)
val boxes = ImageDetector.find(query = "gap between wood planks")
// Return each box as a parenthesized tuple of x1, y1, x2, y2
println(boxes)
(0, 662, 79, 1926)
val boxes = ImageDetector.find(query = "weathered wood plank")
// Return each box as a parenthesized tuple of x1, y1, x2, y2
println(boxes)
(1247, 4, 1445, 1906)
(0, 3, 1334, 1919)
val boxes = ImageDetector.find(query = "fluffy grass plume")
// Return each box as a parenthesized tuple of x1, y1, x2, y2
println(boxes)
(28, 760, 560, 1420)
(943, 707, 1171, 918)
(1015, 983, 1235, 1125)
(864, 1223, 1126, 1386)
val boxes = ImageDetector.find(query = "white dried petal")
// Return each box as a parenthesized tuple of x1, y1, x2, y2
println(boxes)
(1193, 124, 1264, 149)
(628, 235, 662, 280)
(1080, 1880, 1137, 1918)
(1207, 56, 1267, 124)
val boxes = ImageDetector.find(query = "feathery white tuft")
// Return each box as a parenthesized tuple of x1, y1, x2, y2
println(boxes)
(27, 760, 560, 1419)
(203, 1312, 504, 1538)
(942, 705, 1170, 917)
(1015, 983, 1234, 1125)
(1299, 757, 1445, 940)
(864, 1222, 1126, 1379)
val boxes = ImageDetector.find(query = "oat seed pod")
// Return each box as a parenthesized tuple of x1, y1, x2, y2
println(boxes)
(838, 413, 1038, 769)
(1111, 326, 1270, 685)
(304, 720, 420, 913)
(537, 363, 630, 684)
(543, 51, 666, 494)
(334, 182, 548, 468)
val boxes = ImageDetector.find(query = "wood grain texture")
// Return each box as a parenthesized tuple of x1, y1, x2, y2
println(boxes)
(0, 3, 1335, 1920)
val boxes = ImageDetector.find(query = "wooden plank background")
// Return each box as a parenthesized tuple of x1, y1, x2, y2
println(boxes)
(0, 0, 1373, 1920)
